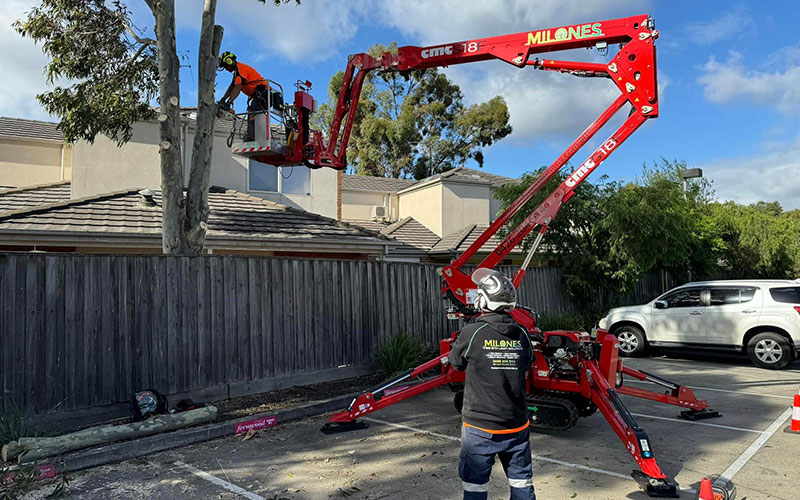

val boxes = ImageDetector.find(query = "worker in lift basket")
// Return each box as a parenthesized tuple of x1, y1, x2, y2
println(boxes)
(216, 51, 283, 142)
(448, 268, 536, 500)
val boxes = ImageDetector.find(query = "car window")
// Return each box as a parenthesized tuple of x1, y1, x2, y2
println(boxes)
(769, 286, 800, 304)
(662, 288, 702, 308)
(709, 287, 757, 305)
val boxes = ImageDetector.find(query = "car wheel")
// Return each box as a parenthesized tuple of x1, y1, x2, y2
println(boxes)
(614, 325, 646, 357)
(747, 332, 792, 370)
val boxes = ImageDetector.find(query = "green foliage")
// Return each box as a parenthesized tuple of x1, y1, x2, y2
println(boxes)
(14, 0, 159, 145)
(313, 42, 512, 179)
(0, 404, 32, 446)
(708, 201, 800, 278)
(375, 332, 434, 376)
(495, 158, 724, 309)
(537, 311, 598, 332)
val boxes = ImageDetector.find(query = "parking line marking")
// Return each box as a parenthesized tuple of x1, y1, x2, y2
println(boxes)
(715, 407, 792, 487)
(626, 380, 794, 400)
(364, 417, 696, 493)
(174, 461, 264, 500)
(631, 413, 764, 434)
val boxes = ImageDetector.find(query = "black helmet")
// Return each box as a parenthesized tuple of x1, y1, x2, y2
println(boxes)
(218, 51, 236, 68)
(471, 268, 517, 313)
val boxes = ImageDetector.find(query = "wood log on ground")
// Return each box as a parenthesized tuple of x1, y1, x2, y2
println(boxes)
(2, 441, 20, 462)
(16, 406, 217, 464)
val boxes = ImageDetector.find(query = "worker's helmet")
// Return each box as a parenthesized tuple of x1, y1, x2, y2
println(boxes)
(471, 268, 517, 313)
(218, 51, 236, 69)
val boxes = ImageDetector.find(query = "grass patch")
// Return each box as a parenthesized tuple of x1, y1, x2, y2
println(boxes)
(0, 404, 32, 447)
(375, 332, 436, 376)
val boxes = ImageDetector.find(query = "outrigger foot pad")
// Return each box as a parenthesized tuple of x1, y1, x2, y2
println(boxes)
(320, 420, 369, 434)
(631, 471, 680, 498)
(679, 408, 721, 421)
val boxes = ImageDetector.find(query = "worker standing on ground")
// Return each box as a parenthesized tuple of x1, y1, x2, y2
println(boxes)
(448, 268, 536, 500)
(217, 51, 280, 142)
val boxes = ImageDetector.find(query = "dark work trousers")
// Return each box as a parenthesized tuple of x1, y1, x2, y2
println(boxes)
(244, 86, 269, 142)
(459, 425, 535, 500)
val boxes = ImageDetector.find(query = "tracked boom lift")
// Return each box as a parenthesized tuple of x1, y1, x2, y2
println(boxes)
(238, 14, 722, 498)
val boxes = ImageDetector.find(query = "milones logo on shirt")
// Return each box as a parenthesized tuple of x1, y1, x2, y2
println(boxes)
(484, 339, 522, 348)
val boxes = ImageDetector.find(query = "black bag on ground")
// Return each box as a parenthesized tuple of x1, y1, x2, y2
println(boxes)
(130, 389, 169, 422)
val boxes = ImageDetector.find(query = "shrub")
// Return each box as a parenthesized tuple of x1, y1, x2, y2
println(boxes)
(0, 404, 31, 447)
(376, 332, 435, 376)
(537, 311, 598, 332)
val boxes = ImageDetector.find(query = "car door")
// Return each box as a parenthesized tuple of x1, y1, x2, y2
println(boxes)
(705, 287, 760, 346)
(649, 287, 706, 343)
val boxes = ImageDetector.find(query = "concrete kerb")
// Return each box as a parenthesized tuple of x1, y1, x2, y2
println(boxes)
(36, 393, 357, 475)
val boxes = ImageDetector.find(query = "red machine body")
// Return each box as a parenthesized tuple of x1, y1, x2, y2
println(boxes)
(256, 14, 719, 498)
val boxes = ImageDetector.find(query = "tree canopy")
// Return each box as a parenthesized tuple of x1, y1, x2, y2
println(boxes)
(314, 43, 512, 179)
(495, 158, 800, 309)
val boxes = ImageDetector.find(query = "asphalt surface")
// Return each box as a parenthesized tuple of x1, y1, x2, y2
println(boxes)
(21, 354, 800, 500)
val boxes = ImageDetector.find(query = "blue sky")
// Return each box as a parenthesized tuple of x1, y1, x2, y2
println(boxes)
(2, 1, 799, 208)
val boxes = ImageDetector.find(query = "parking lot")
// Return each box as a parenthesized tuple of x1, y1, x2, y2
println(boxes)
(23, 355, 800, 500)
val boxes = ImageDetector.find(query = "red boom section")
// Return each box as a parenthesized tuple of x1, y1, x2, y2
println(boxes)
(314, 14, 657, 170)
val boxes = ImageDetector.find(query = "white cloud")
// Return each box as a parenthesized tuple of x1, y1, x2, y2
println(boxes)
(0, 1, 54, 120)
(447, 66, 620, 142)
(684, 5, 754, 45)
(212, 0, 371, 64)
(698, 48, 800, 114)
(376, 0, 650, 143)
(377, 0, 649, 45)
(700, 135, 800, 210)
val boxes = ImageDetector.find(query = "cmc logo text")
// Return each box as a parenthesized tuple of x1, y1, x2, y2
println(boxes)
(421, 45, 453, 58)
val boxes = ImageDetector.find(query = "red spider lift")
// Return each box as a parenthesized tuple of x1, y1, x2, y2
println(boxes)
(239, 14, 723, 498)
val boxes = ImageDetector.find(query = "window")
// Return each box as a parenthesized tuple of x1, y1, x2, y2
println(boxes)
(662, 288, 702, 308)
(248, 160, 311, 195)
(249, 159, 278, 192)
(769, 287, 800, 304)
(709, 287, 756, 305)
(280, 166, 311, 195)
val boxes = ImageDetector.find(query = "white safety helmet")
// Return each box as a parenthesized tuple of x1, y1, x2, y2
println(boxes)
(471, 268, 517, 313)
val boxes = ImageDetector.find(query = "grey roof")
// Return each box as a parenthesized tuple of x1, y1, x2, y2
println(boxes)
(344, 167, 515, 195)
(342, 175, 418, 193)
(348, 216, 440, 253)
(0, 187, 394, 250)
(0, 182, 72, 213)
(430, 224, 523, 254)
(407, 166, 516, 190)
(382, 217, 440, 250)
(0, 117, 64, 142)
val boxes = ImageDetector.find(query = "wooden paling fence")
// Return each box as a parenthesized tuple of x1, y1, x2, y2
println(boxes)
(0, 253, 670, 424)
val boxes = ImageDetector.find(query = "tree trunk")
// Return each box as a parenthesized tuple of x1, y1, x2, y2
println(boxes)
(151, 0, 189, 254)
(15, 406, 217, 463)
(186, 0, 224, 255)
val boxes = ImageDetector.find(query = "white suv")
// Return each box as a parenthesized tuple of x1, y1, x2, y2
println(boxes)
(598, 280, 800, 369)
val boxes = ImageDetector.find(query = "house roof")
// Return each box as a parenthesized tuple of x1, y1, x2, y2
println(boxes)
(0, 182, 72, 213)
(430, 224, 523, 255)
(348, 216, 440, 253)
(426, 166, 515, 188)
(0, 186, 395, 251)
(343, 167, 515, 194)
(0, 117, 64, 142)
(342, 175, 418, 193)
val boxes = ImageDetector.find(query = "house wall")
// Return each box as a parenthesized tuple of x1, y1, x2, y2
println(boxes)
(0, 138, 71, 187)
(490, 190, 503, 222)
(441, 182, 492, 236)
(71, 121, 162, 198)
(70, 120, 338, 219)
(341, 189, 398, 221)
(398, 183, 443, 236)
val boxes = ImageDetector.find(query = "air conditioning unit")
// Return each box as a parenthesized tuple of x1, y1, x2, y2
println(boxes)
(371, 205, 386, 219)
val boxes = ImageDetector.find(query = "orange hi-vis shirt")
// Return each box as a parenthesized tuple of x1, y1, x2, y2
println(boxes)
(234, 62, 266, 96)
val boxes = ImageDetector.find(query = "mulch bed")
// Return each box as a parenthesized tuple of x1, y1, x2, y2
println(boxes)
(214, 372, 385, 420)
